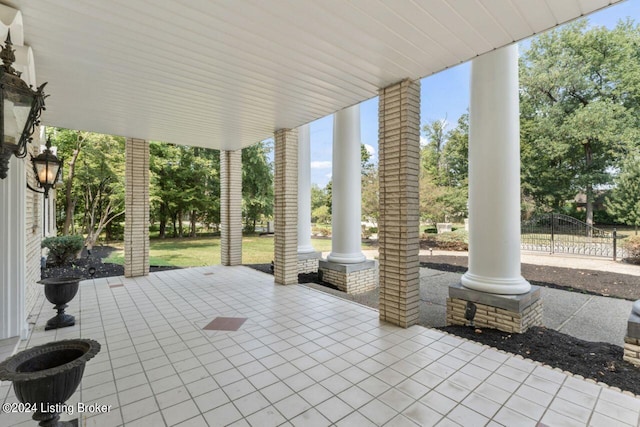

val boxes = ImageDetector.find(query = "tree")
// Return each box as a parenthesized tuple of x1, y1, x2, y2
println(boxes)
(149, 143, 220, 238)
(241, 140, 273, 232)
(606, 156, 640, 233)
(520, 19, 640, 225)
(422, 119, 448, 185)
(361, 167, 379, 228)
(419, 115, 469, 223)
(441, 114, 469, 187)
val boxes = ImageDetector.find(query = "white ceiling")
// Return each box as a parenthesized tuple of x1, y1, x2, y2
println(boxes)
(1, 0, 623, 150)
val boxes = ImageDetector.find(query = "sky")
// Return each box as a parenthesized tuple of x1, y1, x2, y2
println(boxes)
(307, 0, 640, 188)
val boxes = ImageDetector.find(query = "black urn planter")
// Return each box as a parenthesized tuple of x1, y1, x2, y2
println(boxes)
(0, 339, 101, 427)
(38, 277, 81, 330)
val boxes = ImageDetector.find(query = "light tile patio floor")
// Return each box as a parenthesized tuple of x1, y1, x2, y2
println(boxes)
(1, 266, 639, 426)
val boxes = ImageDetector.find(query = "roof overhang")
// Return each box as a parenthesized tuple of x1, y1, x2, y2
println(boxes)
(0, 0, 624, 150)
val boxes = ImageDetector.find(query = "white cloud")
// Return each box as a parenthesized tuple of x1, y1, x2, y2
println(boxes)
(364, 144, 375, 155)
(326, 173, 332, 179)
(420, 136, 428, 147)
(311, 161, 332, 169)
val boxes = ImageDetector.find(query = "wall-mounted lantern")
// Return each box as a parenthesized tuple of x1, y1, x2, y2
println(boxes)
(0, 31, 47, 179)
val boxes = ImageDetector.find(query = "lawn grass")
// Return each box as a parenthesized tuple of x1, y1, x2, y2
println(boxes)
(103, 236, 339, 267)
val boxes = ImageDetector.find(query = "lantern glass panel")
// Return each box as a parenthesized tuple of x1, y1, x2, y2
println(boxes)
(33, 157, 59, 186)
(3, 92, 32, 146)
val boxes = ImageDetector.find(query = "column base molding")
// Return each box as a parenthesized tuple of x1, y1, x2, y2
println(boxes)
(447, 283, 542, 333)
(318, 260, 377, 294)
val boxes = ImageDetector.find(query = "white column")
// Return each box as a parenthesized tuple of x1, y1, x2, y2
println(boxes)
(297, 124, 315, 254)
(461, 44, 530, 295)
(327, 105, 365, 264)
(0, 155, 27, 339)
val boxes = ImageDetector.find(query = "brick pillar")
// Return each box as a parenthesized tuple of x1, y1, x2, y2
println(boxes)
(378, 79, 421, 328)
(125, 138, 149, 277)
(220, 150, 242, 266)
(274, 129, 298, 285)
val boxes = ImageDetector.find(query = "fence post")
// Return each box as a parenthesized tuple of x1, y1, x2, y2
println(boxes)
(613, 228, 617, 261)
(550, 212, 554, 254)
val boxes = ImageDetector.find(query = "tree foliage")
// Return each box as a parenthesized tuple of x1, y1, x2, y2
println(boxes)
(419, 116, 469, 223)
(606, 156, 640, 230)
(242, 140, 273, 232)
(51, 129, 125, 247)
(519, 19, 640, 224)
(149, 143, 220, 238)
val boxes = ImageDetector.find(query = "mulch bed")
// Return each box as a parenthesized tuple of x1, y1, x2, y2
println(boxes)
(420, 255, 640, 301)
(42, 245, 178, 280)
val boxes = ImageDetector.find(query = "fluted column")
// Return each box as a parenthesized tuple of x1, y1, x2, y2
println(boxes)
(0, 155, 27, 339)
(461, 44, 530, 295)
(327, 105, 365, 264)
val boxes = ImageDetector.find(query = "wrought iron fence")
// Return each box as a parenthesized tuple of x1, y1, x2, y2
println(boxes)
(521, 213, 626, 260)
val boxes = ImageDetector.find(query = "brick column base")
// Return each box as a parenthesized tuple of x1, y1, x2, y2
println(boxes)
(446, 283, 543, 333)
(297, 252, 322, 274)
(624, 306, 640, 366)
(624, 338, 640, 367)
(319, 260, 378, 294)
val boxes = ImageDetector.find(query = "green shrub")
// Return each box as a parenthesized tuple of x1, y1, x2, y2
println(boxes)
(434, 229, 469, 251)
(623, 235, 640, 262)
(42, 235, 84, 266)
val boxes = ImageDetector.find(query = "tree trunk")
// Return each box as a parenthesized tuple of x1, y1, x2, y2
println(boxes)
(178, 211, 183, 237)
(586, 184, 594, 236)
(190, 210, 197, 237)
(159, 204, 167, 238)
(62, 135, 83, 235)
(171, 213, 178, 238)
(584, 143, 594, 234)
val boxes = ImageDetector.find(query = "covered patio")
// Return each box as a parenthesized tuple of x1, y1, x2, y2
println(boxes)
(2, 267, 640, 426)
(1, 0, 639, 425)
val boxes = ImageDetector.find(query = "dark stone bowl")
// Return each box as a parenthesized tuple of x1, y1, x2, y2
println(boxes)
(0, 339, 100, 426)
(39, 277, 81, 306)
(38, 277, 81, 330)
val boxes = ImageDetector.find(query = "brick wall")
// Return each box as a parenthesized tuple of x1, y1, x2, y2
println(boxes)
(378, 79, 421, 328)
(297, 258, 318, 274)
(320, 266, 378, 294)
(624, 337, 640, 367)
(274, 129, 298, 285)
(446, 297, 543, 333)
(221, 150, 242, 266)
(124, 138, 149, 277)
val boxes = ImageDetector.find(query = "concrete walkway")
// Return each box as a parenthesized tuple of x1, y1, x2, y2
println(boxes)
(331, 249, 639, 346)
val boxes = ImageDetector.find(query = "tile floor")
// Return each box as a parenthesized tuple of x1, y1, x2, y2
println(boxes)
(1, 266, 639, 426)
